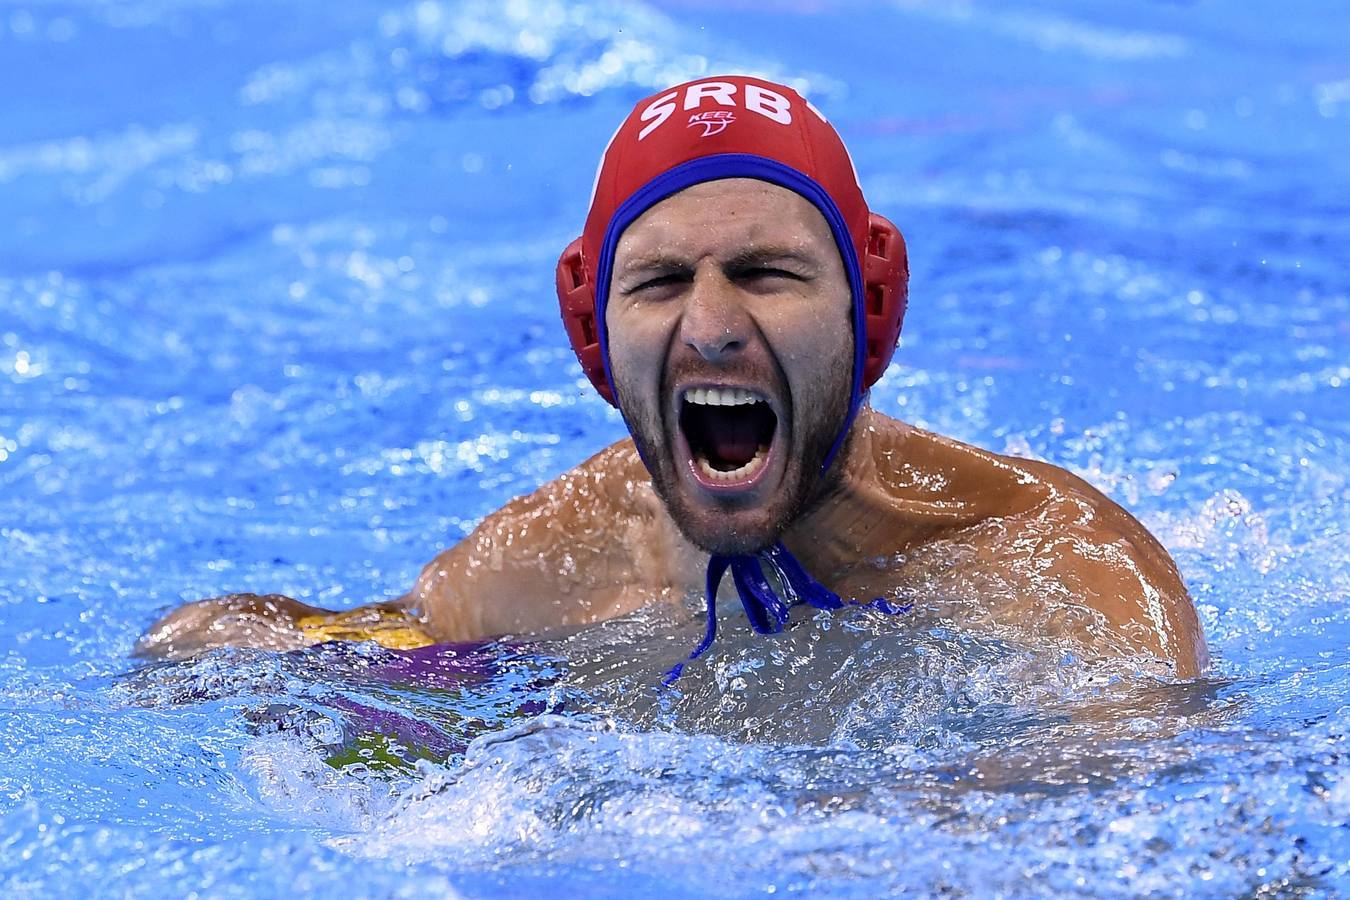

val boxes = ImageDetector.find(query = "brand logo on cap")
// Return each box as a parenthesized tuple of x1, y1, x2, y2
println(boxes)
(688, 110, 735, 137)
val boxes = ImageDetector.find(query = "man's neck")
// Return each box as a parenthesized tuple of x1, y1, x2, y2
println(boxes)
(778, 407, 948, 578)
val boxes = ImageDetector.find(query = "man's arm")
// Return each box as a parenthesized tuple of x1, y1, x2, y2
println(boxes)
(134, 441, 685, 659)
(133, 592, 337, 659)
(874, 423, 1206, 677)
(983, 457, 1209, 677)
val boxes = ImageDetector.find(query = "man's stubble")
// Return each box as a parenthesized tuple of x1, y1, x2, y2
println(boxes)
(614, 350, 854, 557)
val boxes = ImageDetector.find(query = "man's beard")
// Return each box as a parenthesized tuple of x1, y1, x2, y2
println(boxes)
(614, 356, 853, 557)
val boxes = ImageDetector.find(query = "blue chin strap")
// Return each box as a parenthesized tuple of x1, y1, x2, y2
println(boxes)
(589, 155, 909, 685)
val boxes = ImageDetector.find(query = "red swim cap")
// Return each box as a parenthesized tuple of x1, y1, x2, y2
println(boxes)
(556, 75, 908, 464)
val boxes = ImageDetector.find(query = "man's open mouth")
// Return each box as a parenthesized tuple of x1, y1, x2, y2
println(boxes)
(678, 386, 779, 487)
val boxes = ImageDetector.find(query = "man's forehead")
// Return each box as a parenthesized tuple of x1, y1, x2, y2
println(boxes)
(615, 177, 834, 262)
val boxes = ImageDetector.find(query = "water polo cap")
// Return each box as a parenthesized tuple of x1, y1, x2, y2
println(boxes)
(554, 75, 912, 681)
(556, 74, 909, 470)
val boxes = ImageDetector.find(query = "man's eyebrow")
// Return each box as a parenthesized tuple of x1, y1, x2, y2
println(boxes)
(723, 246, 822, 273)
(615, 253, 691, 276)
(615, 246, 823, 279)
(618, 253, 685, 271)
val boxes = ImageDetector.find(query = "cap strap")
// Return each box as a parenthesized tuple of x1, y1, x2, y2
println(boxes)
(662, 542, 910, 684)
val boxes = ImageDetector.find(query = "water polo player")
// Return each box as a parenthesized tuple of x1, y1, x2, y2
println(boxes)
(138, 75, 1208, 679)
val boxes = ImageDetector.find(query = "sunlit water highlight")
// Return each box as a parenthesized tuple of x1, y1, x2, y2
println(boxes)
(1, 0, 1347, 896)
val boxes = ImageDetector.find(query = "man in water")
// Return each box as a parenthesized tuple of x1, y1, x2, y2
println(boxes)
(138, 76, 1208, 678)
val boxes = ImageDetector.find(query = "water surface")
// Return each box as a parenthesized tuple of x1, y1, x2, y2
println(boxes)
(1, 0, 1347, 896)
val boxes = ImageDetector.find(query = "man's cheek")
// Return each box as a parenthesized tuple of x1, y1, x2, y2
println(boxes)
(610, 319, 663, 387)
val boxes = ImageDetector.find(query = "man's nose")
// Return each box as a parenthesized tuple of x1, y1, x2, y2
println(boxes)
(679, 270, 749, 363)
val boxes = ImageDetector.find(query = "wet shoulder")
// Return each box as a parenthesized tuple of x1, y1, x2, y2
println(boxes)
(866, 415, 1204, 674)
(868, 416, 1054, 517)
(418, 439, 685, 639)
(466, 438, 674, 570)
(872, 416, 1166, 544)
(510, 438, 661, 522)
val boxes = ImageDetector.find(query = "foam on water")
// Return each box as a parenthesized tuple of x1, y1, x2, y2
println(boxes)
(2, 0, 1348, 896)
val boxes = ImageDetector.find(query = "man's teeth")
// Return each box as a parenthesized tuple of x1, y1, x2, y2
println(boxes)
(683, 387, 763, 407)
(696, 445, 769, 482)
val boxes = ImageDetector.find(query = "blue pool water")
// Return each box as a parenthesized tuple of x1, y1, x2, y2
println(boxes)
(2, 0, 1348, 895)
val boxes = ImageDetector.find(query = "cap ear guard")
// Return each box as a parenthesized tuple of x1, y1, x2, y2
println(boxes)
(861, 212, 909, 388)
(555, 237, 615, 405)
(556, 213, 909, 405)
